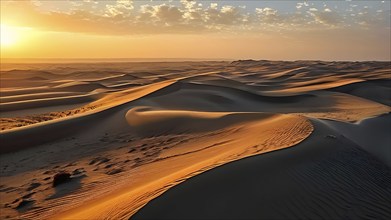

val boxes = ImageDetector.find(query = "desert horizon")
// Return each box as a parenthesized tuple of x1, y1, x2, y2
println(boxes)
(2, 57, 390, 65)
(1, 0, 390, 220)
(0, 58, 236, 64)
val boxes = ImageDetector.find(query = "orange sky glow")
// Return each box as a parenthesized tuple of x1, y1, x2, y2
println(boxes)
(0, 0, 390, 61)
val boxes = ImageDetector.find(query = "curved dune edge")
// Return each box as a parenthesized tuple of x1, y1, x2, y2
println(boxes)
(53, 113, 313, 220)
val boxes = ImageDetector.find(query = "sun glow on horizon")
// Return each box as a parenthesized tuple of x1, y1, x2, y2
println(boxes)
(0, 25, 19, 47)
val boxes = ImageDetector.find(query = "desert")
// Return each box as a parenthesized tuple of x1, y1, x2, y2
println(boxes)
(0, 60, 390, 219)
(1, 0, 390, 219)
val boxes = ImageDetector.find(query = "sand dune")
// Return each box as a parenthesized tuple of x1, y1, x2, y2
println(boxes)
(125, 107, 280, 135)
(54, 113, 312, 220)
(329, 79, 391, 106)
(1, 92, 82, 103)
(0, 60, 390, 220)
(0, 93, 101, 112)
(132, 119, 391, 220)
(319, 113, 391, 166)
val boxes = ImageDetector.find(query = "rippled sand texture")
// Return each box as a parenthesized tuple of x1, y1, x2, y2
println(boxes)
(0, 60, 390, 219)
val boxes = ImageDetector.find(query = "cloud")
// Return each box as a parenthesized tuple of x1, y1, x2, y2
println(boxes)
(255, 7, 280, 24)
(0, 0, 389, 35)
(105, 0, 134, 17)
(353, 7, 390, 28)
(154, 4, 183, 23)
(207, 5, 246, 25)
(296, 2, 309, 9)
(31, 0, 42, 6)
(306, 8, 342, 26)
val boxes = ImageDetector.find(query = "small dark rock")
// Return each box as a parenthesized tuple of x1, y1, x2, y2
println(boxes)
(128, 148, 136, 153)
(52, 172, 71, 187)
(15, 199, 34, 210)
(43, 177, 51, 181)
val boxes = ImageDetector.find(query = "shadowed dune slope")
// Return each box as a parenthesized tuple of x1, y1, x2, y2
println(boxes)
(132, 119, 391, 220)
(328, 79, 391, 106)
(320, 113, 391, 166)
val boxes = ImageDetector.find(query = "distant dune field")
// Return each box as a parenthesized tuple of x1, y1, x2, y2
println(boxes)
(0, 60, 390, 219)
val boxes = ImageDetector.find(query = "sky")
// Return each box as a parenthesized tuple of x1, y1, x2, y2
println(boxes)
(0, 0, 390, 61)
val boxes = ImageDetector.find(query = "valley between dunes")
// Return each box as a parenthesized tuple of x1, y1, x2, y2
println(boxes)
(0, 60, 390, 219)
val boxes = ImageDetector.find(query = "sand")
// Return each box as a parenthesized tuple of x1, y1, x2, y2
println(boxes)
(132, 119, 391, 220)
(0, 60, 390, 219)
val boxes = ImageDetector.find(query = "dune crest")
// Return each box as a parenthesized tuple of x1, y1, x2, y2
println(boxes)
(56, 113, 313, 220)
